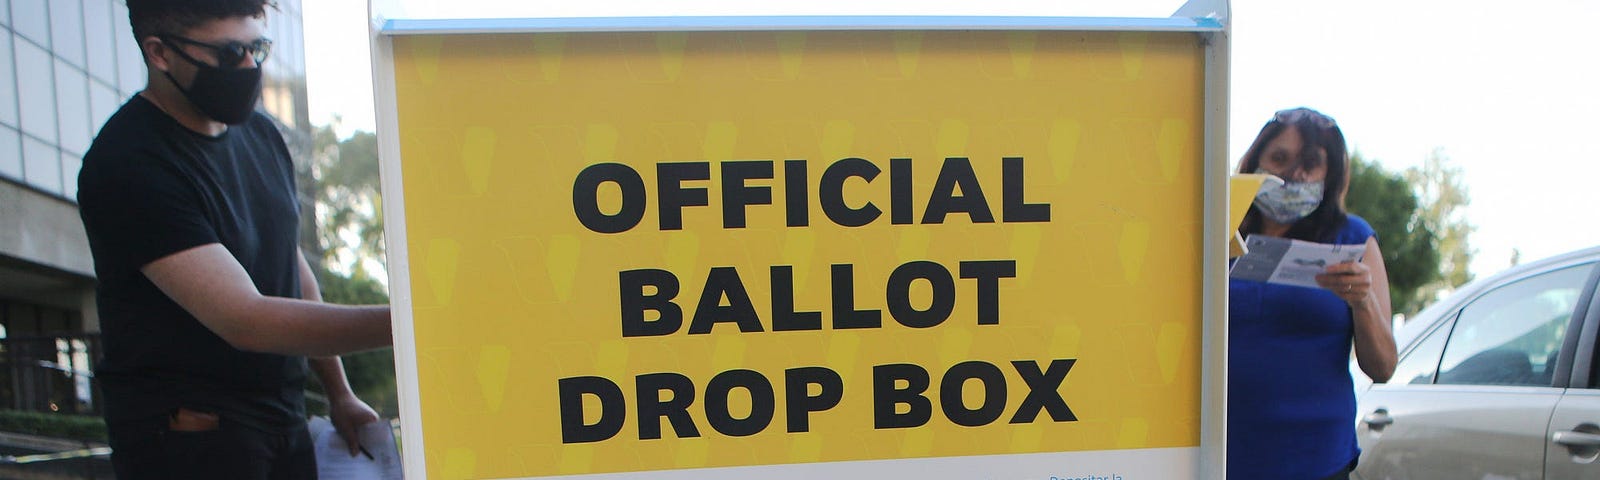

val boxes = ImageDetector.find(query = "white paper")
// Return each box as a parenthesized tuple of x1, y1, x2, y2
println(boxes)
(1228, 234, 1364, 289)
(309, 416, 404, 480)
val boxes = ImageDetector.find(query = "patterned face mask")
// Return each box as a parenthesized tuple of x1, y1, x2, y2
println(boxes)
(1252, 170, 1324, 224)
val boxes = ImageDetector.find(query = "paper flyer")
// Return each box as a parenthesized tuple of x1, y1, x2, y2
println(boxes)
(309, 416, 404, 480)
(1228, 234, 1364, 289)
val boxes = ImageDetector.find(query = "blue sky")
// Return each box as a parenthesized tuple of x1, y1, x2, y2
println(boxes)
(305, 0, 1600, 280)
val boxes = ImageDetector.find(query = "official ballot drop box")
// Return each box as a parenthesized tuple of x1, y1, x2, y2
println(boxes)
(371, 6, 1231, 479)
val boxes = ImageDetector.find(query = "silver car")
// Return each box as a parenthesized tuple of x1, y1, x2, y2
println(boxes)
(1352, 246, 1600, 479)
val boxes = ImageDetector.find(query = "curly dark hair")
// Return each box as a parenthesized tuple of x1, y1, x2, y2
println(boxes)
(126, 0, 277, 43)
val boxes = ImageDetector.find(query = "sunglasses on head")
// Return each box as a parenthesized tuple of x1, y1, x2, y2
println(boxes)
(1274, 108, 1336, 128)
(159, 34, 273, 68)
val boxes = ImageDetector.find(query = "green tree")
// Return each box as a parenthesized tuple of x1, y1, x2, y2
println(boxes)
(1405, 150, 1476, 305)
(1345, 152, 1440, 317)
(308, 128, 385, 272)
(316, 270, 399, 417)
(295, 122, 398, 417)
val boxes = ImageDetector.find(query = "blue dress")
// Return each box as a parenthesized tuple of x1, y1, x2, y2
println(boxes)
(1228, 214, 1375, 479)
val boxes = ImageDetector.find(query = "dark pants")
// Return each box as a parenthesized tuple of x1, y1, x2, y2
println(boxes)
(107, 412, 316, 480)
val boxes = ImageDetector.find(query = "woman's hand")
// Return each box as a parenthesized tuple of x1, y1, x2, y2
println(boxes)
(1325, 237, 1397, 383)
(1315, 260, 1375, 307)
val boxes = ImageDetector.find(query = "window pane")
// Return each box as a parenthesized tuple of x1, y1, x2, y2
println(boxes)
(7, 302, 35, 334)
(54, 60, 90, 155)
(0, 33, 16, 127)
(22, 135, 60, 194)
(1389, 316, 1452, 385)
(10, 0, 47, 46)
(0, 343, 11, 410)
(89, 82, 117, 134)
(40, 307, 66, 333)
(289, 20, 305, 76)
(15, 37, 55, 142)
(48, 0, 84, 67)
(0, 126, 20, 179)
(83, 0, 117, 84)
(1437, 263, 1594, 387)
(111, 1, 142, 96)
(60, 150, 78, 199)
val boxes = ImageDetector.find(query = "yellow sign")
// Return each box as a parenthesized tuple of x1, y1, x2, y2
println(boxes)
(390, 28, 1205, 479)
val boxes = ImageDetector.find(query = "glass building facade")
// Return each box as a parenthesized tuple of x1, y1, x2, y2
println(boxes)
(0, 0, 311, 415)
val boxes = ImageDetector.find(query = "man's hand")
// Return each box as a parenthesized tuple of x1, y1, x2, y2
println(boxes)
(329, 395, 381, 457)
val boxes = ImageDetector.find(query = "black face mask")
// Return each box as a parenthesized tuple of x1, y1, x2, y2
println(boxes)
(161, 38, 265, 125)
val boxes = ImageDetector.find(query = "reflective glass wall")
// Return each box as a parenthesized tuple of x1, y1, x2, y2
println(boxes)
(0, 0, 309, 201)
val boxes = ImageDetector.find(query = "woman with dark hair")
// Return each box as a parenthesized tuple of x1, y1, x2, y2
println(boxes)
(1228, 108, 1397, 480)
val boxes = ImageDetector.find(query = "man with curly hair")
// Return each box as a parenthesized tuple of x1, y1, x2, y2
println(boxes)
(77, 1, 393, 477)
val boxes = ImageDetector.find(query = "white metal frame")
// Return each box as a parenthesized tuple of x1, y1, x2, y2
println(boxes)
(368, 1, 1230, 477)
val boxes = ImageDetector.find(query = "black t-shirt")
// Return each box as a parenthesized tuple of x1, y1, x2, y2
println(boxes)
(78, 95, 307, 431)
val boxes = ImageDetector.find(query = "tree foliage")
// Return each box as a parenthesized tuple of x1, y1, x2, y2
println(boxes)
(1346, 153, 1440, 317)
(296, 123, 398, 417)
(316, 269, 399, 417)
(1405, 150, 1476, 306)
(1344, 151, 1476, 319)
(310, 127, 385, 272)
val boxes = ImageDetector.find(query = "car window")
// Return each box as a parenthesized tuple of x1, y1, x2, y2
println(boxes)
(1387, 316, 1452, 385)
(1436, 263, 1594, 387)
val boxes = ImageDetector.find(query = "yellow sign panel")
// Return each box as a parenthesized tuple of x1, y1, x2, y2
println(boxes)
(391, 29, 1204, 478)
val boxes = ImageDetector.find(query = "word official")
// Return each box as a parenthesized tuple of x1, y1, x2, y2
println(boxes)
(572, 156, 1052, 233)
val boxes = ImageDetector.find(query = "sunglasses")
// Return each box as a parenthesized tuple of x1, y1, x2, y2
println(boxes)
(159, 34, 273, 69)
(1274, 108, 1337, 128)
